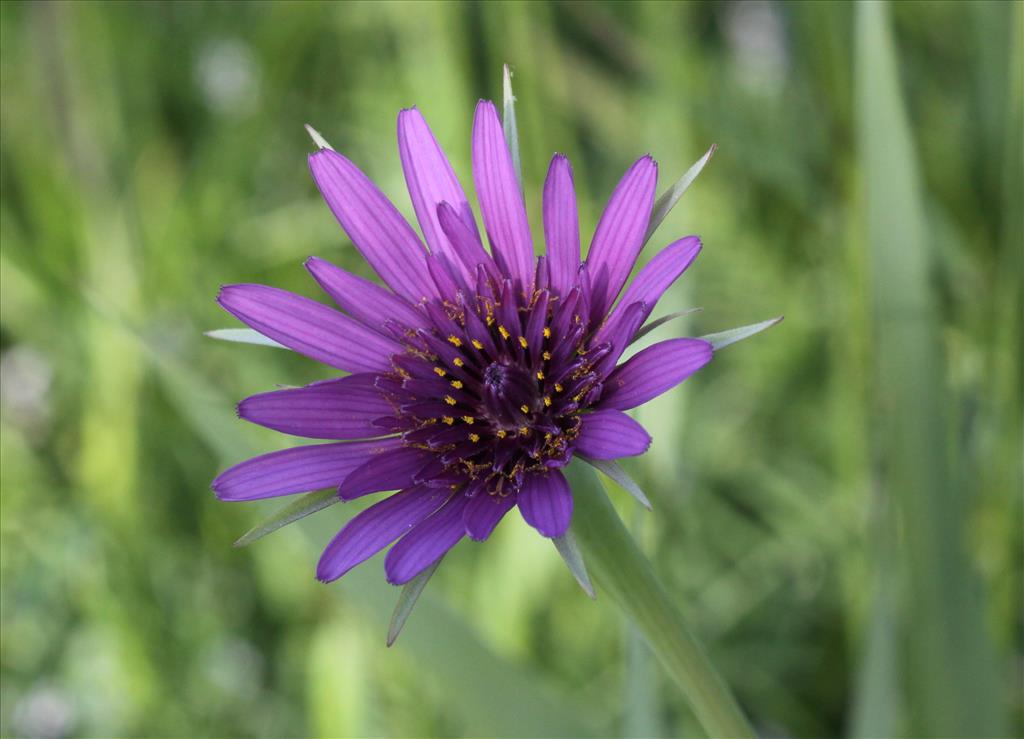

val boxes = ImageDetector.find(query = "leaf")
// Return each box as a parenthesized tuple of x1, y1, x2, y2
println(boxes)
(700, 316, 783, 351)
(643, 144, 716, 247)
(580, 457, 652, 510)
(502, 63, 523, 192)
(205, 328, 286, 349)
(234, 488, 341, 547)
(632, 307, 702, 343)
(552, 529, 595, 599)
(565, 461, 755, 739)
(387, 558, 442, 647)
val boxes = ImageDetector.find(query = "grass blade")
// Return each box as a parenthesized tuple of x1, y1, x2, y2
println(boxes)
(700, 316, 783, 351)
(233, 488, 340, 547)
(205, 328, 285, 349)
(644, 144, 716, 246)
(566, 462, 755, 738)
(387, 559, 442, 647)
(552, 529, 596, 599)
(855, 2, 1006, 735)
(580, 457, 652, 510)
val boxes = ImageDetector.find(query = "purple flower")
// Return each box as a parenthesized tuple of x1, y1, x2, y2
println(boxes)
(212, 101, 712, 586)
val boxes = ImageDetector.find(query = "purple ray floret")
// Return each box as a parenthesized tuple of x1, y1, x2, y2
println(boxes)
(213, 100, 713, 586)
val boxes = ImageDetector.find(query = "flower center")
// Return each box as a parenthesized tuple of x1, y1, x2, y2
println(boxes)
(379, 278, 603, 492)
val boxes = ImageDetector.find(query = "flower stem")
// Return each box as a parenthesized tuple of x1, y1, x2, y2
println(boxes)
(567, 462, 756, 738)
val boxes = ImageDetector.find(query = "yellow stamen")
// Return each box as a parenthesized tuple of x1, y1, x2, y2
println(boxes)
(498, 325, 510, 340)
(450, 380, 463, 389)
(447, 335, 462, 347)
(486, 315, 494, 326)
(496, 429, 507, 439)
(518, 336, 528, 348)
(519, 426, 530, 436)
(471, 339, 483, 350)
(520, 404, 530, 414)
(542, 351, 552, 361)
(461, 416, 475, 425)
(469, 433, 480, 443)
(543, 327, 551, 339)
(433, 367, 446, 377)
(444, 395, 457, 406)
(442, 416, 455, 425)
(543, 396, 552, 407)
(453, 357, 465, 367)
(536, 370, 545, 380)
(554, 383, 564, 392)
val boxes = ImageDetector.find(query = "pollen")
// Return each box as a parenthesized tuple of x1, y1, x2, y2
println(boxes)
(536, 370, 545, 380)
(518, 336, 528, 348)
(471, 339, 483, 350)
(519, 426, 530, 436)
(469, 433, 480, 443)
(442, 416, 455, 425)
(444, 395, 457, 406)
(447, 335, 462, 347)
(543, 396, 552, 407)
(543, 327, 551, 339)
(433, 367, 446, 377)
(450, 380, 463, 389)
(453, 357, 465, 367)
(486, 315, 494, 326)
(496, 429, 507, 439)
(542, 351, 552, 361)
(498, 325, 511, 340)
(554, 383, 564, 392)
(520, 404, 530, 414)
(461, 415, 474, 424)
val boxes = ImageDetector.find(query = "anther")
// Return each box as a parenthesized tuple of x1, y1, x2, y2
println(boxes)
(518, 336, 528, 348)
(498, 325, 510, 340)
(453, 357, 465, 367)
(442, 416, 455, 425)
(444, 395, 457, 406)
(450, 380, 463, 389)
(461, 416, 474, 424)
(433, 367, 446, 377)
(543, 327, 552, 339)
(448, 335, 462, 347)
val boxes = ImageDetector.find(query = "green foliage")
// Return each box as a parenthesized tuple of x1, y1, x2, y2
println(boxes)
(1, 1, 1019, 737)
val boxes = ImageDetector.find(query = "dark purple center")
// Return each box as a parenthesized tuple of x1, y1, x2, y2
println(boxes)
(374, 274, 605, 493)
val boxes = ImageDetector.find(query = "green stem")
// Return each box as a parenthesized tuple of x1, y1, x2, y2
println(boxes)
(567, 463, 755, 738)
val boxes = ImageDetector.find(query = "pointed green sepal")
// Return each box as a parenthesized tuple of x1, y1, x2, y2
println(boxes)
(387, 558, 443, 647)
(552, 528, 596, 599)
(205, 328, 286, 349)
(700, 316, 783, 351)
(233, 488, 340, 547)
(644, 144, 716, 247)
(502, 63, 523, 192)
(580, 457, 652, 510)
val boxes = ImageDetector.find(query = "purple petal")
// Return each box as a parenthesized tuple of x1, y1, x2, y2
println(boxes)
(212, 438, 402, 501)
(308, 149, 436, 302)
(305, 257, 427, 333)
(585, 156, 658, 317)
(217, 284, 401, 373)
(437, 202, 501, 281)
(238, 374, 395, 440)
(463, 491, 516, 541)
(592, 301, 648, 375)
(542, 154, 581, 298)
(601, 338, 713, 410)
(397, 108, 481, 282)
(316, 485, 450, 582)
(385, 494, 467, 584)
(517, 469, 573, 538)
(575, 410, 651, 459)
(338, 446, 438, 500)
(472, 100, 534, 289)
(605, 236, 701, 332)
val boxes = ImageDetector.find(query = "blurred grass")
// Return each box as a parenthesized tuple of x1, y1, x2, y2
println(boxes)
(1, 1, 1020, 737)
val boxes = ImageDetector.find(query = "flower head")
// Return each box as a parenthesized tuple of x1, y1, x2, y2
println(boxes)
(213, 100, 713, 586)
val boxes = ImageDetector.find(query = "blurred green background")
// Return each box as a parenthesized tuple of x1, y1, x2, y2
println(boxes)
(1, 1, 1020, 737)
